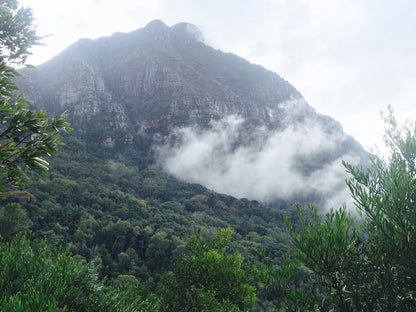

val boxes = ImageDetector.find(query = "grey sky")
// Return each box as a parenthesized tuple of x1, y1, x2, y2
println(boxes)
(20, 0, 416, 153)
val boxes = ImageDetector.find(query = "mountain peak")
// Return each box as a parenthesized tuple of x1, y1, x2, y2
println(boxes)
(144, 19, 168, 30)
(171, 22, 205, 43)
(141, 20, 205, 44)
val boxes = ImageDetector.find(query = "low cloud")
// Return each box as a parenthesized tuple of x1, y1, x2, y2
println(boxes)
(157, 115, 360, 209)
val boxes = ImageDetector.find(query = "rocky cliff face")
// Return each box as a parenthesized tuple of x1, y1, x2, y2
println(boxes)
(16, 20, 367, 206)
(17, 20, 307, 142)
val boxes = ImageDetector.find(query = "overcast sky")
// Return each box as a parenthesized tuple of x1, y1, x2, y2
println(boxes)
(19, 0, 416, 154)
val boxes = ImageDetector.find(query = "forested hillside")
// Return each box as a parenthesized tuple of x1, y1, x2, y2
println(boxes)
(9, 135, 291, 282)
(2, 134, 295, 310)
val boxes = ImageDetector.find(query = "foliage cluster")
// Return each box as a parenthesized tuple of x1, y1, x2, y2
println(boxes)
(261, 109, 416, 311)
(0, 0, 71, 193)
(0, 229, 259, 311)
(0, 234, 161, 311)
(158, 228, 256, 311)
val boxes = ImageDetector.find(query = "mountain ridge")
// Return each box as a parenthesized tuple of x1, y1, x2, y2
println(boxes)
(15, 20, 367, 206)
(17, 20, 305, 139)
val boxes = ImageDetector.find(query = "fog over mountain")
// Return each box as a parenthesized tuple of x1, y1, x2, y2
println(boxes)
(16, 20, 367, 209)
(157, 100, 360, 208)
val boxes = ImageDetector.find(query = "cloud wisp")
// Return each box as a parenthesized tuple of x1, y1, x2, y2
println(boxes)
(157, 115, 360, 209)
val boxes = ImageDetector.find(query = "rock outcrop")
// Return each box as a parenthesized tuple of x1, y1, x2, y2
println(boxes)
(17, 20, 308, 142)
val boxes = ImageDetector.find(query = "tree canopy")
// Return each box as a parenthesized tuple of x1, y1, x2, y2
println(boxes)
(273, 108, 416, 311)
(0, 0, 71, 193)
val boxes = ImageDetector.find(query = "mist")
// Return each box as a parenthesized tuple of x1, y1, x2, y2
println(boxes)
(157, 114, 360, 209)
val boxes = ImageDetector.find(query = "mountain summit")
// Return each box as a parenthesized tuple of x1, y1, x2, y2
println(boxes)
(16, 20, 366, 205)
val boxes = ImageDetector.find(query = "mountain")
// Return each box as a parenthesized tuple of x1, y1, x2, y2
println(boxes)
(16, 19, 367, 207)
(19, 20, 302, 140)
(8, 20, 371, 310)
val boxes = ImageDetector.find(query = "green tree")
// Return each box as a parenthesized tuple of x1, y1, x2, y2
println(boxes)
(0, 0, 39, 64)
(0, 234, 100, 311)
(0, 202, 30, 240)
(283, 205, 361, 311)
(342, 108, 416, 310)
(0, 234, 161, 311)
(0, 0, 71, 193)
(280, 108, 416, 311)
(158, 228, 257, 311)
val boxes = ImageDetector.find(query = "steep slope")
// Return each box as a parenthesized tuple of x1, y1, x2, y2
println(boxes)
(16, 20, 367, 206)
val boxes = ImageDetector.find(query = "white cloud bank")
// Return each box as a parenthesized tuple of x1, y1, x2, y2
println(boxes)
(157, 115, 360, 209)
